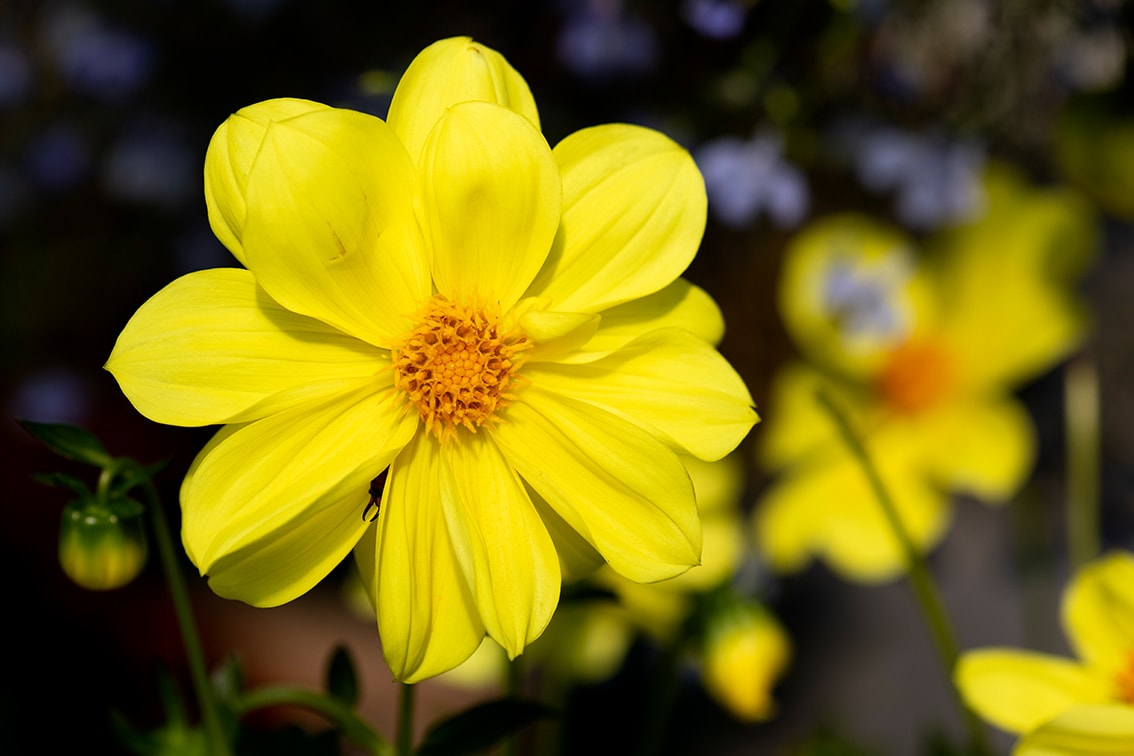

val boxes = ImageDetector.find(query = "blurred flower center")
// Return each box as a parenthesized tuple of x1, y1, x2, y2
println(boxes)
(875, 339, 953, 415)
(393, 297, 531, 439)
(1116, 650, 1134, 704)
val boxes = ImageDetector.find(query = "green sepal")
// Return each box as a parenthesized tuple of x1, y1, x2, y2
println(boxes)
(32, 471, 92, 499)
(416, 698, 557, 756)
(325, 644, 359, 708)
(19, 420, 112, 467)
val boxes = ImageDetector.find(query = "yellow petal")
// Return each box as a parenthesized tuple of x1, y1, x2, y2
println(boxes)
(181, 384, 417, 607)
(912, 397, 1034, 501)
(528, 328, 756, 461)
(106, 268, 387, 426)
(1063, 551, 1134, 674)
(1015, 704, 1134, 756)
(241, 107, 429, 346)
(366, 431, 485, 682)
(931, 165, 1095, 392)
(753, 443, 952, 582)
(419, 101, 560, 311)
(755, 362, 872, 473)
(526, 124, 707, 312)
(557, 278, 725, 363)
(701, 602, 791, 722)
(492, 387, 701, 583)
(526, 486, 606, 583)
(440, 433, 561, 657)
(204, 98, 330, 264)
(956, 650, 1113, 735)
(387, 36, 540, 167)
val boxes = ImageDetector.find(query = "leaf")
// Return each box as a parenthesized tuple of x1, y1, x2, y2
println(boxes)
(32, 471, 92, 499)
(417, 698, 557, 756)
(111, 459, 171, 498)
(325, 645, 359, 708)
(19, 420, 112, 468)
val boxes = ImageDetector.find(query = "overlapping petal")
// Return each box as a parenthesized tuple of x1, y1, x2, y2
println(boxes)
(204, 98, 330, 264)
(419, 101, 560, 311)
(366, 431, 485, 683)
(1015, 705, 1134, 756)
(492, 387, 701, 583)
(1063, 551, 1134, 673)
(955, 650, 1113, 734)
(526, 124, 706, 313)
(528, 328, 755, 461)
(106, 268, 387, 426)
(181, 383, 417, 607)
(440, 434, 561, 657)
(387, 36, 540, 166)
(241, 107, 429, 346)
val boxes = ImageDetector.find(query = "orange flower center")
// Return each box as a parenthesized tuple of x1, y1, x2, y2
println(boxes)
(1116, 650, 1134, 704)
(875, 338, 953, 415)
(393, 296, 531, 440)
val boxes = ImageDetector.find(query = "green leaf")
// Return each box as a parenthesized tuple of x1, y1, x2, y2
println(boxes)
(32, 471, 92, 499)
(111, 459, 170, 498)
(417, 698, 556, 756)
(325, 645, 359, 708)
(19, 420, 112, 467)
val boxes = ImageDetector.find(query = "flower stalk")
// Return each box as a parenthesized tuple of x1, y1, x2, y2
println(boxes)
(1065, 351, 1101, 571)
(397, 682, 415, 756)
(815, 388, 991, 756)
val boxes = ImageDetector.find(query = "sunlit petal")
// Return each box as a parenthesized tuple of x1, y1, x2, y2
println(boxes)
(529, 328, 756, 461)
(492, 387, 701, 583)
(420, 101, 560, 310)
(1063, 551, 1134, 673)
(106, 268, 387, 426)
(526, 124, 706, 312)
(387, 36, 540, 166)
(441, 434, 560, 657)
(182, 384, 417, 607)
(367, 431, 485, 682)
(1015, 704, 1134, 756)
(241, 107, 429, 346)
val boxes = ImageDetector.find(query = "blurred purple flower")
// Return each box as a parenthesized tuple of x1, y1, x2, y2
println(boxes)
(557, 0, 658, 79)
(43, 4, 154, 102)
(102, 117, 196, 209)
(9, 368, 91, 426)
(822, 256, 911, 343)
(0, 41, 33, 107)
(694, 132, 809, 229)
(24, 124, 90, 192)
(681, 0, 748, 39)
(856, 127, 984, 230)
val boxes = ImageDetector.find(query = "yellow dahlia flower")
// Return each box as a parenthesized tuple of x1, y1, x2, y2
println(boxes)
(105, 37, 756, 682)
(956, 551, 1134, 754)
(753, 167, 1094, 581)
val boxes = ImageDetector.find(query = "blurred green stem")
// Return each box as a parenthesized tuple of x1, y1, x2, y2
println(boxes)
(1065, 352, 1101, 571)
(505, 655, 523, 756)
(633, 639, 683, 756)
(141, 475, 231, 756)
(815, 388, 992, 756)
(238, 686, 390, 756)
(397, 682, 415, 756)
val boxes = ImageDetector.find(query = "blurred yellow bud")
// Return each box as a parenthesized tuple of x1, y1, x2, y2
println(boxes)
(58, 501, 147, 591)
(701, 601, 791, 722)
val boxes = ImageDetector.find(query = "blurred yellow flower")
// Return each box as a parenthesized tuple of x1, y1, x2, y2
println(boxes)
(754, 167, 1094, 581)
(701, 599, 791, 722)
(956, 551, 1134, 754)
(105, 37, 756, 682)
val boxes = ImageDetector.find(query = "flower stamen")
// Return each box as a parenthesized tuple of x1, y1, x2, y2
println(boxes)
(1116, 649, 1134, 704)
(875, 338, 954, 415)
(393, 296, 531, 441)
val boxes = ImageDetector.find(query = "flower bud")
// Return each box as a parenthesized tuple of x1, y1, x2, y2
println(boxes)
(58, 501, 147, 590)
(700, 599, 791, 722)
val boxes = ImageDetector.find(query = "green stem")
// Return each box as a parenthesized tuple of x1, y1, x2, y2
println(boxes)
(237, 686, 391, 756)
(1065, 353, 1101, 571)
(141, 476, 231, 756)
(814, 388, 992, 756)
(397, 682, 415, 756)
(633, 641, 684, 756)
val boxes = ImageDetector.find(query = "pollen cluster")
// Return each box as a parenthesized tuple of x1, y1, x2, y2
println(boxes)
(393, 296, 531, 440)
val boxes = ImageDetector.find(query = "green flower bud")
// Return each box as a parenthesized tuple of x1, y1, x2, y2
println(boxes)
(59, 501, 147, 590)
